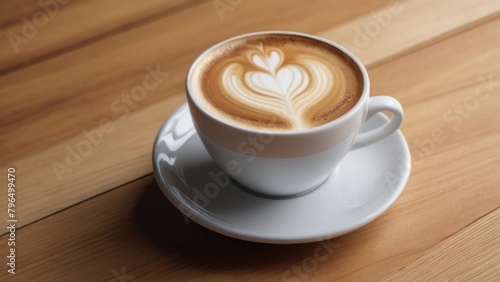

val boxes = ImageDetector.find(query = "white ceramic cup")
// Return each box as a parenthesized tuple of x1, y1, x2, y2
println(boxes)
(186, 31, 403, 198)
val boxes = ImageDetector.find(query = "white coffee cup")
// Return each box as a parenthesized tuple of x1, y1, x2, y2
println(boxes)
(186, 31, 403, 198)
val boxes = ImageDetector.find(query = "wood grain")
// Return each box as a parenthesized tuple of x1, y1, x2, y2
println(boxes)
(2, 15, 500, 282)
(2, 1, 498, 236)
(384, 208, 500, 281)
(1, 0, 499, 280)
(0, 95, 185, 235)
(1, 167, 497, 281)
(318, 0, 500, 67)
(0, 0, 389, 163)
(334, 19, 500, 281)
(2, 175, 319, 281)
(0, 0, 211, 74)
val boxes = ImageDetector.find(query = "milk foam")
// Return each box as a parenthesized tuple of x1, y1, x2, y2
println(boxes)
(191, 34, 363, 131)
(221, 45, 335, 129)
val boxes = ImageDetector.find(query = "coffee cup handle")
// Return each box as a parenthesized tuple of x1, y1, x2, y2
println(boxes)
(351, 96, 403, 150)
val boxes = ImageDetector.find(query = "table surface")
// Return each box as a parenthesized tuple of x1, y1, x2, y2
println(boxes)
(1, 0, 499, 281)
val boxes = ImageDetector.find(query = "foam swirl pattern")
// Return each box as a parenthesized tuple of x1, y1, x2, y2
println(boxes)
(190, 34, 363, 131)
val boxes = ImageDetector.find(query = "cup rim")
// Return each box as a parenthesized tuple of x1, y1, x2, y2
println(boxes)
(185, 30, 370, 136)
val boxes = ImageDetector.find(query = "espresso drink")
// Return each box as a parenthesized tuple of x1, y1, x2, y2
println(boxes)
(190, 34, 364, 131)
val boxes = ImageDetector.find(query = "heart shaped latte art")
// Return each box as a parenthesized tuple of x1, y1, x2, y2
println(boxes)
(221, 46, 334, 129)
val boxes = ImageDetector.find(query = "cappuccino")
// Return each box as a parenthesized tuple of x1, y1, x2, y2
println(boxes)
(189, 33, 363, 131)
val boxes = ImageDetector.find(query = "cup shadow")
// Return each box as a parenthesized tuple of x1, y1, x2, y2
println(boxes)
(132, 180, 334, 272)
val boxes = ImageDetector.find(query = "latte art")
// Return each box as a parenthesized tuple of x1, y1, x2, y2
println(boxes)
(190, 34, 363, 131)
(223, 46, 336, 129)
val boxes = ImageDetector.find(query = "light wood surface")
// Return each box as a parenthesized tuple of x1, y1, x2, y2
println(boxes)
(1, 0, 499, 281)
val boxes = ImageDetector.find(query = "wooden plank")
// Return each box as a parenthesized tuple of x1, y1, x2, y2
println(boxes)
(0, 0, 210, 74)
(384, 208, 500, 281)
(1, 175, 311, 281)
(0, 94, 186, 234)
(1, 1, 498, 280)
(1, 20, 499, 280)
(318, 0, 500, 67)
(1, 0, 497, 163)
(2, 4, 500, 236)
(325, 20, 500, 281)
(0, 0, 404, 163)
(1, 175, 498, 280)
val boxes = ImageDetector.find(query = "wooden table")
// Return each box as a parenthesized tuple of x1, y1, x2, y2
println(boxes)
(1, 0, 499, 281)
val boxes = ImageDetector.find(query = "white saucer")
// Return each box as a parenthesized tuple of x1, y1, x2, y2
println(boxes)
(153, 103, 411, 244)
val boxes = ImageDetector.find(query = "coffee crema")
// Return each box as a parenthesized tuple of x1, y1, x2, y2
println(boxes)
(189, 34, 364, 131)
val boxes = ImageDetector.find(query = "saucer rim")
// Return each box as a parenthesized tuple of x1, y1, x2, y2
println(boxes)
(152, 103, 411, 244)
